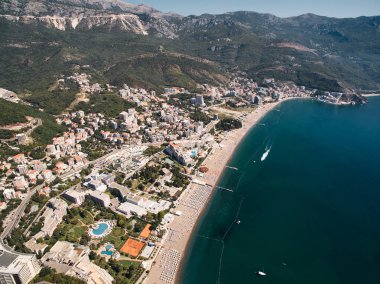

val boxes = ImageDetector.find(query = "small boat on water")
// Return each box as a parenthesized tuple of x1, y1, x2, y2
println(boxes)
(236, 220, 241, 224)
(256, 270, 267, 276)
(261, 147, 271, 161)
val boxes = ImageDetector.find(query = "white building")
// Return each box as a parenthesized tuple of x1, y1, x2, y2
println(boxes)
(17, 165, 28, 175)
(87, 180, 107, 192)
(117, 202, 147, 217)
(109, 183, 131, 201)
(195, 94, 206, 107)
(0, 242, 41, 284)
(194, 121, 204, 134)
(33, 198, 68, 239)
(165, 142, 194, 166)
(13, 176, 28, 191)
(140, 244, 155, 259)
(42, 241, 113, 284)
(63, 189, 87, 205)
(41, 170, 53, 181)
(89, 191, 110, 208)
(2, 189, 16, 200)
(119, 111, 129, 122)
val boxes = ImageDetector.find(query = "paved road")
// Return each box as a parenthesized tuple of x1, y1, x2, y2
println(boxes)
(0, 185, 42, 239)
(0, 144, 149, 240)
(1, 141, 196, 240)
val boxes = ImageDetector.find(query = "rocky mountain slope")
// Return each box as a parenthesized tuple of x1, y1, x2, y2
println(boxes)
(0, 0, 379, 94)
(0, 0, 180, 37)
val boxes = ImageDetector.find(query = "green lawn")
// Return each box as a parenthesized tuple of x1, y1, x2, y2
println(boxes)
(68, 226, 87, 241)
(117, 260, 140, 268)
(102, 227, 126, 250)
(81, 210, 94, 225)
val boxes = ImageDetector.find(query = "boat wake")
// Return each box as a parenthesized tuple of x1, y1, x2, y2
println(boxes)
(261, 146, 271, 161)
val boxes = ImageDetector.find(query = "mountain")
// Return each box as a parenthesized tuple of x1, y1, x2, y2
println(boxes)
(0, 0, 180, 37)
(0, 0, 379, 105)
(177, 12, 380, 92)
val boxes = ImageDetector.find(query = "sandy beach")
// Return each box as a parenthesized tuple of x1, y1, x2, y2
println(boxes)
(145, 98, 300, 284)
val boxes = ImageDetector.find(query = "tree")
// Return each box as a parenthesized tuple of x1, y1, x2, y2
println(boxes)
(134, 221, 144, 233)
(24, 203, 31, 214)
(89, 251, 97, 260)
(80, 233, 91, 245)
(138, 183, 145, 191)
(117, 216, 127, 227)
(39, 267, 54, 277)
(216, 117, 242, 131)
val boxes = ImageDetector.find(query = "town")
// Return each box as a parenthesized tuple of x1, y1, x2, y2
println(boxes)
(0, 71, 312, 284)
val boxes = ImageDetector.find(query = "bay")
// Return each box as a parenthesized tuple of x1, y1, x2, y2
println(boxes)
(180, 97, 380, 284)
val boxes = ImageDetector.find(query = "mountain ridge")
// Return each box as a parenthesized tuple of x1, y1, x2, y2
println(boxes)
(1, 0, 379, 95)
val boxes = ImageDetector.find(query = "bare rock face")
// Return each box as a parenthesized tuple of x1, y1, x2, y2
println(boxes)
(0, 0, 180, 36)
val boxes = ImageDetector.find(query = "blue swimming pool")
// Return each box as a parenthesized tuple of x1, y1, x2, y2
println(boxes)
(92, 222, 109, 236)
(101, 250, 113, 256)
(105, 244, 113, 250)
(190, 149, 198, 158)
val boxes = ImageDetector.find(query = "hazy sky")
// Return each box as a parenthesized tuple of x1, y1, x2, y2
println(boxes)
(127, 0, 380, 18)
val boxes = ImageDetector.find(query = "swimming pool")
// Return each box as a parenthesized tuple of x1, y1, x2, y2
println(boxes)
(190, 149, 198, 158)
(101, 250, 113, 256)
(92, 222, 109, 236)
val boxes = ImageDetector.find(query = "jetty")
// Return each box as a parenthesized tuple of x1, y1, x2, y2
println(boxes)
(225, 166, 238, 171)
(216, 186, 234, 192)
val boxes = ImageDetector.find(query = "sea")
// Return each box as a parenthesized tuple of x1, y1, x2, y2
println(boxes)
(179, 97, 380, 284)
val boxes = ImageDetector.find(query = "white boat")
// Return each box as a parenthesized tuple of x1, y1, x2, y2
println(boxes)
(256, 270, 267, 276)
(261, 147, 271, 161)
(236, 220, 241, 224)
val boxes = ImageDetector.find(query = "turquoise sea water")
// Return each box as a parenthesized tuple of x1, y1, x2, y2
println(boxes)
(180, 97, 380, 284)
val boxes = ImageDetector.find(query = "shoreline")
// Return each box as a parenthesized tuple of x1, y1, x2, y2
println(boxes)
(146, 97, 308, 284)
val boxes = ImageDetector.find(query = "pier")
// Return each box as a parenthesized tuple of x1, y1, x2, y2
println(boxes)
(216, 186, 234, 192)
(225, 166, 238, 171)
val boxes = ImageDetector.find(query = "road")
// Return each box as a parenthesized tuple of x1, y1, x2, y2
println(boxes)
(21, 148, 134, 237)
(0, 185, 42, 239)
(0, 143, 154, 240)
(1, 139, 203, 240)
(0, 118, 42, 143)
(0, 147, 128, 240)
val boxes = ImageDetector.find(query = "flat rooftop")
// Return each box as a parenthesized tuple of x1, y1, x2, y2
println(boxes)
(0, 249, 17, 268)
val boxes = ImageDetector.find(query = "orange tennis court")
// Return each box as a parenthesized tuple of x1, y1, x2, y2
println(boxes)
(139, 224, 152, 239)
(120, 238, 145, 257)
